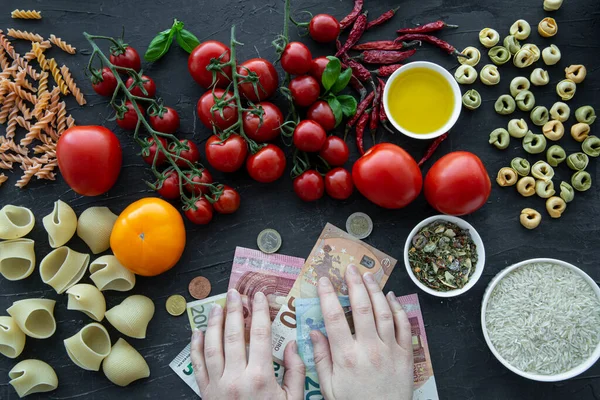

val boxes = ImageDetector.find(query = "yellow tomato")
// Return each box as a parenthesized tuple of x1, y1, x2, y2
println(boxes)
(110, 197, 186, 276)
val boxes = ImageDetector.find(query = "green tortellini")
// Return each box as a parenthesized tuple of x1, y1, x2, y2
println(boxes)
(462, 89, 481, 110)
(495, 95, 516, 115)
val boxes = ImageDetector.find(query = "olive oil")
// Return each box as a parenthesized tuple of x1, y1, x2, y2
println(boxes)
(386, 67, 454, 134)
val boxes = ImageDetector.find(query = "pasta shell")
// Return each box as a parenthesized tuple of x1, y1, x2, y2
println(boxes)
(66, 284, 106, 321)
(0, 316, 26, 358)
(40, 247, 90, 294)
(105, 295, 154, 339)
(42, 200, 77, 248)
(9, 359, 58, 398)
(77, 207, 118, 254)
(89, 255, 136, 292)
(0, 205, 35, 240)
(0, 238, 35, 281)
(102, 338, 150, 387)
(7, 299, 56, 339)
(64, 323, 111, 371)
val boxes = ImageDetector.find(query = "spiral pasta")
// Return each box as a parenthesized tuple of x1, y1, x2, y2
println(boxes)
(64, 323, 111, 371)
(0, 238, 35, 281)
(49, 34, 76, 55)
(47, 58, 69, 95)
(0, 205, 35, 239)
(102, 338, 150, 387)
(39, 246, 90, 294)
(1, 80, 37, 104)
(77, 207, 118, 254)
(89, 255, 136, 292)
(11, 10, 42, 19)
(59, 65, 86, 105)
(0, 316, 26, 358)
(42, 200, 77, 248)
(7, 299, 56, 339)
(66, 284, 106, 322)
(6, 29, 43, 43)
(105, 295, 155, 339)
(9, 359, 58, 398)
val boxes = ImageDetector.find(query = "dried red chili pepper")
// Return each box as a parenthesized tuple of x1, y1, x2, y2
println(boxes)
(417, 132, 449, 167)
(356, 109, 370, 155)
(352, 40, 403, 51)
(349, 75, 367, 101)
(370, 84, 382, 140)
(366, 7, 399, 30)
(397, 20, 458, 34)
(396, 34, 461, 56)
(345, 91, 375, 138)
(340, 0, 364, 30)
(336, 12, 368, 57)
(371, 64, 403, 77)
(354, 49, 417, 64)
(341, 57, 371, 82)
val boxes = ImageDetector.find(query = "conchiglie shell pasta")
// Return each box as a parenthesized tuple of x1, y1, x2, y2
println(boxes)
(0, 238, 35, 281)
(64, 323, 111, 371)
(0, 316, 26, 358)
(7, 299, 56, 339)
(105, 295, 154, 339)
(89, 255, 136, 292)
(77, 207, 118, 254)
(0, 205, 35, 240)
(40, 247, 89, 294)
(9, 359, 58, 398)
(66, 284, 106, 321)
(42, 200, 77, 248)
(102, 338, 150, 387)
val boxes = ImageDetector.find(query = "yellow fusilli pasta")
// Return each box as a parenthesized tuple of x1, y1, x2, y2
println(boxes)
(59, 66, 85, 105)
(49, 35, 76, 55)
(47, 59, 69, 95)
(11, 10, 42, 20)
(32, 42, 48, 70)
(37, 71, 49, 94)
(32, 91, 50, 119)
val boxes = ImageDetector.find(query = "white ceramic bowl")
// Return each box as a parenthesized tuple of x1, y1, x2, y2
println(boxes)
(403, 215, 485, 298)
(383, 61, 462, 140)
(481, 258, 600, 382)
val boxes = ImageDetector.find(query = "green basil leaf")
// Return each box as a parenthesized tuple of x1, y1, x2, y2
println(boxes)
(331, 68, 352, 94)
(176, 29, 200, 53)
(173, 19, 185, 32)
(144, 28, 174, 62)
(337, 95, 357, 118)
(327, 97, 343, 127)
(322, 56, 341, 92)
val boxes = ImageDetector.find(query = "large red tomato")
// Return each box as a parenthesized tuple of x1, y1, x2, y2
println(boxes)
(205, 135, 248, 173)
(352, 143, 422, 209)
(188, 40, 231, 88)
(237, 58, 278, 102)
(424, 151, 491, 216)
(246, 144, 286, 183)
(197, 89, 238, 131)
(57, 126, 122, 196)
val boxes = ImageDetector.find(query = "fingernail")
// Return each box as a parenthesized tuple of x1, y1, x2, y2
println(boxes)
(347, 264, 358, 276)
(363, 272, 375, 283)
(192, 329, 201, 343)
(227, 288, 240, 302)
(319, 276, 331, 287)
(254, 291, 265, 304)
(210, 303, 222, 317)
(290, 340, 298, 353)
(387, 291, 396, 301)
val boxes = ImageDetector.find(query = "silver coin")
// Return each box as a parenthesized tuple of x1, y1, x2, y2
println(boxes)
(257, 229, 282, 254)
(346, 212, 373, 239)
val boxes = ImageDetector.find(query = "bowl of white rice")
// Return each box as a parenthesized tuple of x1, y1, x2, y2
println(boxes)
(481, 258, 600, 381)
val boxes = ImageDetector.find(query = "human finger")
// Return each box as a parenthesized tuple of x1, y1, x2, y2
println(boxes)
(248, 292, 274, 370)
(386, 291, 412, 350)
(190, 329, 209, 393)
(282, 341, 306, 400)
(204, 303, 225, 379)
(346, 264, 377, 342)
(317, 276, 353, 354)
(223, 289, 247, 371)
(310, 331, 333, 394)
(363, 272, 395, 344)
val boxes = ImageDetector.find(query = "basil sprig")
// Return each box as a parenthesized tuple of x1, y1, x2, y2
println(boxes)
(321, 56, 358, 127)
(144, 19, 200, 62)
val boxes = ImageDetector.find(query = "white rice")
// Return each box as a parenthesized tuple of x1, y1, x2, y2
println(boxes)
(485, 262, 600, 375)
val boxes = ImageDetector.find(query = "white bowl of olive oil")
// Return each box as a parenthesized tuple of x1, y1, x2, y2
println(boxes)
(383, 61, 462, 140)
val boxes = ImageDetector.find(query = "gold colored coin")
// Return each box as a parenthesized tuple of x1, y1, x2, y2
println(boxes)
(188, 276, 212, 300)
(166, 295, 186, 316)
(257, 228, 282, 254)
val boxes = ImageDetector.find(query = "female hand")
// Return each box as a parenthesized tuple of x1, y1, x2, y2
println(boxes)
(190, 289, 305, 400)
(311, 265, 414, 400)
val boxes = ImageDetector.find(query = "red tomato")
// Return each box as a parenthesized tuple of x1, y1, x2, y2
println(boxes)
(325, 168, 353, 200)
(424, 151, 491, 216)
(197, 89, 238, 131)
(116, 101, 144, 131)
(185, 198, 214, 225)
(309, 14, 340, 43)
(289, 75, 320, 107)
(173, 140, 200, 167)
(57, 126, 122, 196)
(205, 135, 248, 173)
(156, 170, 181, 199)
(309, 57, 330, 83)
(293, 170, 324, 202)
(319, 136, 349, 166)
(246, 144, 286, 183)
(188, 41, 232, 88)
(91, 67, 118, 96)
(237, 58, 278, 102)
(307, 101, 335, 132)
(110, 46, 141, 72)
(149, 106, 180, 134)
(293, 120, 326, 152)
(125, 75, 156, 98)
(142, 137, 168, 166)
(281, 42, 312, 75)
(352, 143, 422, 209)
(184, 169, 213, 195)
(213, 185, 241, 214)
(242, 102, 283, 142)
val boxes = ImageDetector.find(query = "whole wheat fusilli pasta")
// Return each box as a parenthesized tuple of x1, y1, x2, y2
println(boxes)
(15, 69, 36, 93)
(0, 173, 7, 186)
(35, 160, 57, 180)
(2, 80, 37, 104)
(7, 29, 43, 43)
(0, 65, 17, 79)
(32, 91, 50, 119)
(66, 115, 75, 128)
(20, 110, 54, 146)
(59, 65, 85, 105)
(11, 10, 42, 20)
(0, 161, 13, 170)
(48, 86, 60, 111)
(49, 35, 76, 55)
(5, 106, 18, 139)
(15, 98, 33, 120)
(37, 71, 49, 94)
(16, 115, 31, 130)
(16, 162, 42, 188)
(11, 56, 38, 80)
(56, 101, 67, 135)
(0, 47, 9, 70)
(33, 143, 55, 154)
(0, 30, 17, 59)
(0, 92, 16, 123)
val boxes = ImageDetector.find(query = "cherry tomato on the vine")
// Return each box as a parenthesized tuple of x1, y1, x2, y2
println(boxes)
(309, 57, 330, 83)
(188, 40, 232, 88)
(205, 134, 248, 173)
(325, 168, 353, 200)
(307, 101, 335, 132)
(156, 170, 181, 200)
(213, 185, 241, 214)
(197, 89, 238, 131)
(289, 75, 320, 108)
(173, 139, 200, 167)
(116, 101, 144, 131)
(142, 137, 168, 166)
(293, 120, 326, 152)
(92, 67, 118, 96)
(125, 75, 156, 98)
(319, 136, 349, 166)
(246, 144, 286, 183)
(242, 102, 283, 143)
(149, 106, 180, 134)
(110, 45, 141, 72)
(294, 170, 324, 202)
(237, 58, 278, 102)
(309, 14, 340, 43)
(281, 42, 312, 75)
(184, 169, 213, 196)
(185, 198, 214, 225)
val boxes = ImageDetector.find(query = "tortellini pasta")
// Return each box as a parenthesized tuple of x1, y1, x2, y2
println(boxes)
(64, 323, 111, 371)
(513, 48, 535, 68)
(542, 120, 565, 141)
(536, 179, 556, 198)
(571, 123, 591, 142)
(550, 102, 570, 122)
(0, 205, 35, 240)
(7, 299, 56, 339)
(523, 131, 547, 154)
(575, 106, 596, 125)
(0, 316, 26, 358)
(542, 44, 561, 66)
(102, 338, 150, 387)
(530, 68, 549, 86)
(509, 77, 530, 97)
(480, 64, 500, 85)
(0, 238, 35, 281)
(515, 90, 535, 112)
(538, 17, 558, 37)
(462, 89, 481, 110)
(489, 46, 511, 65)
(544, 0, 563, 11)
(454, 65, 477, 84)
(458, 47, 480, 66)
(556, 79, 576, 101)
(66, 284, 106, 322)
(560, 181, 574, 203)
(479, 28, 499, 48)
(521, 43, 540, 62)
(77, 207, 118, 254)
(530, 106, 549, 126)
(40, 247, 90, 294)
(531, 161, 554, 181)
(42, 200, 77, 248)
(105, 295, 155, 339)
(495, 95, 516, 115)
(565, 65, 587, 84)
(503, 35, 521, 55)
(489, 128, 510, 150)
(9, 359, 58, 398)
(508, 119, 529, 138)
(509, 19, 531, 40)
(89, 255, 136, 292)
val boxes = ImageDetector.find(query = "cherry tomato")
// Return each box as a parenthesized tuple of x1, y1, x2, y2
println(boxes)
(188, 40, 232, 88)
(91, 67, 118, 96)
(307, 101, 335, 132)
(141, 137, 168, 166)
(424, 151, 491, 216)
(197, 89, 238, 131)
(173, 139, 200, 167)
(116, 101, 144, 131)
(184, 169, 213, 195)
(293, 170, 324, 202)
(289, 75, 320, 108)
(57, 126, 122, 196)
(156, 170, 180, 200)
(149, 106, 180, 134)
(352, 143, 422, 209)
(325, 168, 353, 200)
(125, 75, 156, 98)
(309, 14, 340, 43)
(246, 144, 286, 183)
(109, 46, 141, 72)
(319, 136, 349, 166)
(281, 42, 312, 75)
(237, 58, 278, 102)
(242, 102, 283, 143)
(205, 134, 248, 173)
(185, 198, 214, 225)
(293, 120, 326, 152)
(309, 57, 330, 83)
(213, 185, 241, 214)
